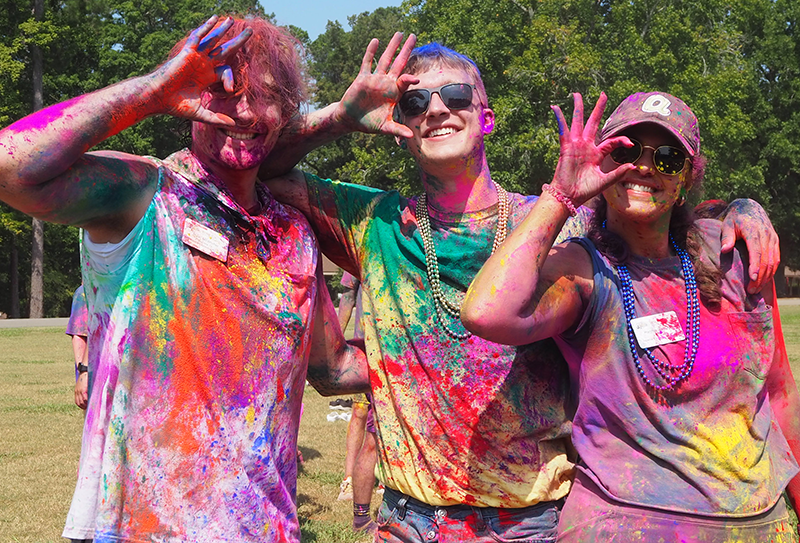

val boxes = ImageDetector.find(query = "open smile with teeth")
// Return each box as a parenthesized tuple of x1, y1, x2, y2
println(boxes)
(223, 129, 258, 140)
(425, 127, 457, 138)
(622, 182, 657, 194)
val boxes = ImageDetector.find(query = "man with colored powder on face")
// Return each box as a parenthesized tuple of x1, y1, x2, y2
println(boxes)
(260, 42, 781, 542)
(0, 15, 413, 543)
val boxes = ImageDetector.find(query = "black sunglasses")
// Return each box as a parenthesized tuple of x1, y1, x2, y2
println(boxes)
(610, 139, 689, 176)
(398, 83, 475, 117)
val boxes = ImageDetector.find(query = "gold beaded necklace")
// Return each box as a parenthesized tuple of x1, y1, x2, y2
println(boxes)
(416, 181, 510, 339)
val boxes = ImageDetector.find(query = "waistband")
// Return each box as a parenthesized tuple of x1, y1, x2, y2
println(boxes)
(382, 486, 564, 521)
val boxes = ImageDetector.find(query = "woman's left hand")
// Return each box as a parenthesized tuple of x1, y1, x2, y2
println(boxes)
(549, 92, 634, 207)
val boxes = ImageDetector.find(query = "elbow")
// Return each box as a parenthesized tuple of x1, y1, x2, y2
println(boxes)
(460, 302, 501, 343)
(306, 341, 369, 396)
(462, 293, 536, 347)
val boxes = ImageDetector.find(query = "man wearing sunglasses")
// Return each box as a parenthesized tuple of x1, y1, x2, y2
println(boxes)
(263, 41, 779, 542)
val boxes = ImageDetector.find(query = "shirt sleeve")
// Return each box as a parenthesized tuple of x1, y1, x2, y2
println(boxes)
(303, 172, 386, 276)
(65, 285, 88, 337)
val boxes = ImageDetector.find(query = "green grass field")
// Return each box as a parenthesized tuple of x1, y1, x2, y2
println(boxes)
(1, 306, 800, 542)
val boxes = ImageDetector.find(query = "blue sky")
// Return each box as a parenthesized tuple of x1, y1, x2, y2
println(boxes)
(263, 0, 400, 41)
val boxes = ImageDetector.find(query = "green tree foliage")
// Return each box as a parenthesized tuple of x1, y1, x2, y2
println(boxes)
(727, 0, 800, 274)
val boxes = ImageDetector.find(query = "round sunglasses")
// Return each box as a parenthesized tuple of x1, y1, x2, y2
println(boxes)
(398, 83, 475, 117)
(610, 139, 689, 176)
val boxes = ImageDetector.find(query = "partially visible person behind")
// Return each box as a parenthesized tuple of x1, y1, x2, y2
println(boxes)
(336, 272, 380, 535)
(66, 285, 89, 410)
(260, 42, 782, 542)
(462, 91, 800, 542)
(66, 284, 92, 543)
(0, 14, 376, 543)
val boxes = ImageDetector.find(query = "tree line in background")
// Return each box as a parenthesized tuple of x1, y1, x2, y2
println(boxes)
(1, 0, 798, 316)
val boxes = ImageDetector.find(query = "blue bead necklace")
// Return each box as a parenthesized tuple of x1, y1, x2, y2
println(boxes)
(616, 234, 701, 391)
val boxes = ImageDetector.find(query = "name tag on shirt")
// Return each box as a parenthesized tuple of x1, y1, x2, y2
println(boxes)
(182, 218, 229, 262)
(630, 311, 685, 349)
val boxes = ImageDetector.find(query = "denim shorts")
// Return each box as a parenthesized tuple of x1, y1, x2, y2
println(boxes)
(375, 487, 563, 542)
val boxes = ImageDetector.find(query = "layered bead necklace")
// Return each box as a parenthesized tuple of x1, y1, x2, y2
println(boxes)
(417, 181, 510, 340)
(616, 234, 701, 391)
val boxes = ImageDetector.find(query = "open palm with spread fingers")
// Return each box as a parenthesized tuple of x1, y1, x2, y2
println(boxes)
(153, 16, 252, 126)
(550, 92, 634, 206)
(338, 32, 418, 138)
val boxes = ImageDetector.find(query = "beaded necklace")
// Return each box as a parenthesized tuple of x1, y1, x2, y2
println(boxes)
(616, 234, 701, 390)
(417, 181, 509, 340)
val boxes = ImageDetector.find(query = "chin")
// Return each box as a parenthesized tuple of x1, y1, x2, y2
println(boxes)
(215, 152, 266, 171)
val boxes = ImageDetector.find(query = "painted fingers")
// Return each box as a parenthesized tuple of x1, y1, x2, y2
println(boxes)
(195, 16, 252, 93)
(343, 32, 417, 138)
(550, 92, 634, 206)
(158, 16, 255, 125)
(363, 32, 417, 80)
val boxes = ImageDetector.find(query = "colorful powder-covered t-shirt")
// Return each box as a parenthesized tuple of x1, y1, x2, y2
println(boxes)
(557, 220, 799, 516)
(305, 174, 589, 508)
(66, 284, 88, 337)
(63, 150, 318, 542)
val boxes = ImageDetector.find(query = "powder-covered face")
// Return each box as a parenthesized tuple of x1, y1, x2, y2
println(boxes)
(601, 124, 692, 226)
(191, 87, 282, 173)
(399, 67, 494, 176)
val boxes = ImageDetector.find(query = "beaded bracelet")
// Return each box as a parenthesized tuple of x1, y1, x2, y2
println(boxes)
(541, 183, 578, 217)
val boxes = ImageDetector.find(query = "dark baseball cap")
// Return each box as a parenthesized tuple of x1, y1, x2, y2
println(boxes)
(599, 92, 700, 157)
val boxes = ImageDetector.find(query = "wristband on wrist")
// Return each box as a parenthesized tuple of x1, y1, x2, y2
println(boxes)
(541, 183, 578, 217)
(77, 363, 89, 374)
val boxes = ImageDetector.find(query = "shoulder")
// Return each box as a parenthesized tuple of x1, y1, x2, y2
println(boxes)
(690, 218, 724, 267)
(508, 191, 537, 211)
(302, 171, 385, 197)
(303, 172, 407, 217)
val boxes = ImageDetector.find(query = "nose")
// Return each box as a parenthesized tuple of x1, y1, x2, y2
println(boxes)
(234, 94, 255, 122)
(633, 148, 655, 175)
(426, 91, 449, 116)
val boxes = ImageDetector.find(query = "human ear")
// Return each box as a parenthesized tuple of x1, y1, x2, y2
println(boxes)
(482, 108, 495, 134)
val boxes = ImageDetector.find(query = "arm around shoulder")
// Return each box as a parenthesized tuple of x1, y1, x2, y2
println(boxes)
(263, 169, 312, 218)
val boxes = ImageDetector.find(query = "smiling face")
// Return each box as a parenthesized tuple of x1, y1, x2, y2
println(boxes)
(191, 87, 283, 174)
(601, 123, 692, 227)
(399, 67, 495, 178)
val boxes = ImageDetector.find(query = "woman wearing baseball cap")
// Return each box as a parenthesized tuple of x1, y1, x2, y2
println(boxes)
(462, 91, 800, 541)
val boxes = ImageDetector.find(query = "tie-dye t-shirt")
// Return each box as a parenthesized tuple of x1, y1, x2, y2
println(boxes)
(557, 220, 799, 516)
(305, 174, 589, 508)
(63, 150, 318, 542)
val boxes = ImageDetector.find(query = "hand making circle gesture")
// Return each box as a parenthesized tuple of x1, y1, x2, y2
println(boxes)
(152, 16, 252, 125)
(338, 32, 419, 138)
(549, 92, 635, 207)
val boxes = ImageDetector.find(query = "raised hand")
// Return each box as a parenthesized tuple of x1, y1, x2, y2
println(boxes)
(550, 92, 634, 207)
(152, 16, 252, 126)
(338, 32, 418, 138)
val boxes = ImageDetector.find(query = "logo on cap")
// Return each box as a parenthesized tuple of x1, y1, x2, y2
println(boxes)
(641, 95, 672, 116)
